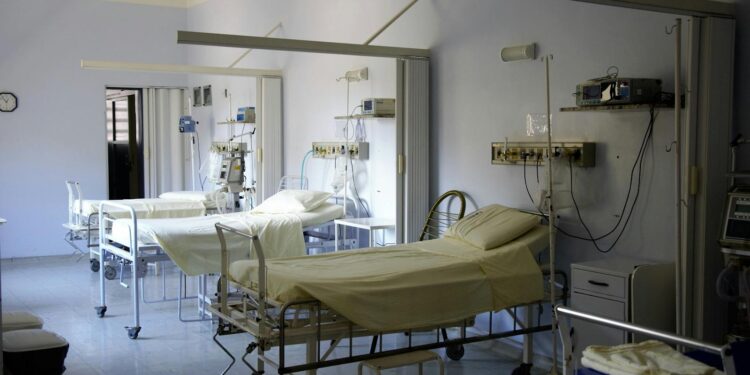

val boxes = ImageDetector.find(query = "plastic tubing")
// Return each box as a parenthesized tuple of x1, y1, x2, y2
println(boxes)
(716, 264, 740, 302)
(300, 150, 314, 189)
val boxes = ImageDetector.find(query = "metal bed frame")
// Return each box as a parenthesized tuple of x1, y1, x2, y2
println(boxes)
(64, 180, 226, 278)
(95, 201, 213, 339)
(95, 199, 350, 339)
(209, 223, 561, 375)
(63, 181, 102, 270)
(555, 305, 738, 375)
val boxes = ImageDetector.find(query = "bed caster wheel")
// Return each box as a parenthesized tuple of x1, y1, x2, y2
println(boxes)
(126, 326, 141, 339)
(104, 265, 117, 280)
(511, 363, 533, 375)
(95, 306, 107, 318)
(90, 259, 100, 272)
(446, 344, 464, 361)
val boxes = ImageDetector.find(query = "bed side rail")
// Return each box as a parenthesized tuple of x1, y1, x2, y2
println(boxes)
(66, 180, 82, 226)
(215, 223, 266, 337)
(98, 201, 139, 249)
(554, 305, 734, 375)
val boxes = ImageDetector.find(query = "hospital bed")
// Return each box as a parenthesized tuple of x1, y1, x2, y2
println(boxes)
(95, 191, 345, 339)
(208, 211, 561, 375)
(63, 180, 227, 274)
(555, 305, 748, 375)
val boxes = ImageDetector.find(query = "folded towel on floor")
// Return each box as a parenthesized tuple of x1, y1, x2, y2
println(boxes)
(581, 340, 723, 375)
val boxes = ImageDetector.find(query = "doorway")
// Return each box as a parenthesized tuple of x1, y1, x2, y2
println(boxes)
(106, 88, 144, 199)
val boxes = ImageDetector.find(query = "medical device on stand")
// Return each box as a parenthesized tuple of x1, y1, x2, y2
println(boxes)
(329, 67, 370, 219)
(716, 135, 750, 341)
(179, 95, 200, 191)
(208, 142, 248, 210)
(210, 92, 258, 211)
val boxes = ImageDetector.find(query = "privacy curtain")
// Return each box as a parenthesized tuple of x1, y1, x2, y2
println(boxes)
(142, 88, 188, 197)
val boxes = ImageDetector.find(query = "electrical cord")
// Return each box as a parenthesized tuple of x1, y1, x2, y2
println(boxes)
(521, 102, 658, 249)
(195, 132, 205, 191)
(300, 150, 313, 189)
(349, 156, 371, 218)
(523, 157, 585, 238)
(344, 105, 363, 141)
(565, 103, 656, 252)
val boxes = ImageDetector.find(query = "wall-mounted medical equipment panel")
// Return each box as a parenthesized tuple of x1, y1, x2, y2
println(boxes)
(720, 188, 750, 250)
(575, 78, 662, 107)
(211, 141, 247, 153)
(312, 141, 369, 160)
(362, 98, 395, 116)
(178, 115, 197, 133)
(491, 141, 596, 167)
(236, 106, 256, 123)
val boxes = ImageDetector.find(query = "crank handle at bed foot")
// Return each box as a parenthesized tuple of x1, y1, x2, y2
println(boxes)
(246, 342, 258, 353)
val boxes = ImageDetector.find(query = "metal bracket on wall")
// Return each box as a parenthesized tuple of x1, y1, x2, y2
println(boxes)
(491, 141, 596, 167)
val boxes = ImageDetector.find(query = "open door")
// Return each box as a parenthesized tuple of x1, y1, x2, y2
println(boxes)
(106, 88, 144, 199)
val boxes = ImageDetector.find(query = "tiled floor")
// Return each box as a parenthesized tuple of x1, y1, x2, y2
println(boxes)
(2, 255, 548, 374)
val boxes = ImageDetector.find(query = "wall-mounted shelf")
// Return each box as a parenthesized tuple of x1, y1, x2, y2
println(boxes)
(560, 103, 677, 112)
(334, 114, 395, 120)
(217, 120, 256, 125)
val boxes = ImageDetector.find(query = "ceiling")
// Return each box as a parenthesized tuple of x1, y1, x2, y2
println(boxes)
(103, 0, 208, 9)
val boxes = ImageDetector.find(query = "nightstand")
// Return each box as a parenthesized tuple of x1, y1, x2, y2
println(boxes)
(334, 218, 395, 251)
(570, 258, 674, 365)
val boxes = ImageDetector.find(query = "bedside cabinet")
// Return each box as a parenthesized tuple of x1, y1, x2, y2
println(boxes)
(570, 258, 675, 364)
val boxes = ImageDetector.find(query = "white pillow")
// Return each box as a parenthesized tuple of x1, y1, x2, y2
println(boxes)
(252, 190, 332, 214)
(159, 190, 222, 202)
(445, 204, 539, 250)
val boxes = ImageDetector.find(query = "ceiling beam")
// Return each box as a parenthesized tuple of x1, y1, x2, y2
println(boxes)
(80, 60, 282, 77)
(572, 0, 735, 18)
(177, 31, 430, 59)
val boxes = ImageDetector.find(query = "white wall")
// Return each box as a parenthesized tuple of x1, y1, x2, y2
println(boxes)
(186, 0, 681, 260)
(185, 1, 400, 221)
(0, 0, 188, 258)
(184, 0, 686, 356)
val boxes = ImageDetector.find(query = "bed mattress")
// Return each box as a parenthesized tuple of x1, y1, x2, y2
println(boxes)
(110, 203, 344, 275)
(228, 225, 548, 332)
(74, 198, 206, 219)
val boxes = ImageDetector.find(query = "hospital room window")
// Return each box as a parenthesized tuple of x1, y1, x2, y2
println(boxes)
(105, 88, 144, 200)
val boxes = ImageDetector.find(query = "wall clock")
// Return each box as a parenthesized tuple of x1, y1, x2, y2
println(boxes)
(0, 92, 18, 112)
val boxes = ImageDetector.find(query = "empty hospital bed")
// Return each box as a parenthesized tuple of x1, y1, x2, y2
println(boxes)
(208, 204, 562, 374)
(95, 190, 345, 339)
(63, 181, 226, 273)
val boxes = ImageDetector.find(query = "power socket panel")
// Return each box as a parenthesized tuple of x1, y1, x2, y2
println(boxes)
(312, 142, 369, 160)
(491, 141, 596, 167)
(211, 142, 247, 153)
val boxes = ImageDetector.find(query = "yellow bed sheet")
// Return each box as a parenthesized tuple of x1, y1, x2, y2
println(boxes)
(229, 226, 548, 332)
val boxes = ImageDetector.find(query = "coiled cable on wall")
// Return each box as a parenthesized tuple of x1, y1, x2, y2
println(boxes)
(716, 262, 742, 302)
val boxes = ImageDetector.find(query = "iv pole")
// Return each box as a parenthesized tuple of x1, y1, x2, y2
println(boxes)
(543, 54, 559, 374)
(188, 96, 197, 191)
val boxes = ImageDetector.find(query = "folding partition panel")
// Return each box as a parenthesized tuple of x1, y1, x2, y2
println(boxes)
(256, 76, 284, 202)
(397, 58, 430, 243)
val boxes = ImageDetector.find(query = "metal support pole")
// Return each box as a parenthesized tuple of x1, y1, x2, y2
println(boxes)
(228, 22, 282, 68)
(363, 0, 419, 45)
(673, 18, 684, 337)
(544, 54, 559, 374)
